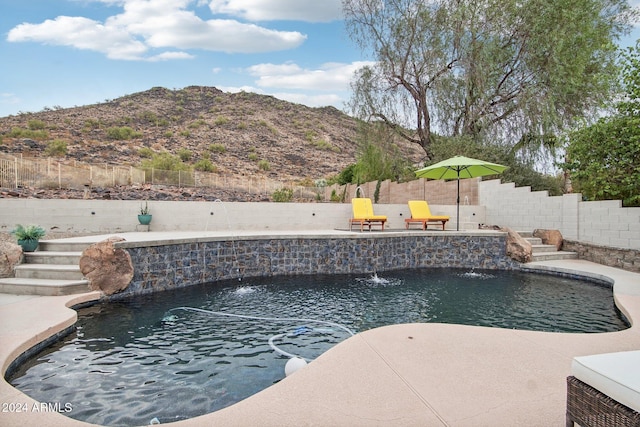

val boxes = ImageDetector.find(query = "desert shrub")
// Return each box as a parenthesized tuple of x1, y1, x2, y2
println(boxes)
(194, 158, 217, 172)
(248, 152, 259, 161)
(188, 119, 206, 129)
(44, 139, 67, 157)
(27, 119, 46, 130)
(272, 187, 293, 202)
(180, 130, 191, 137)
(141, 152, 190, 171)
(258, 159, 270, 171)
(237, 121, 247, 130)
(214, 116, 229, 126)
(312, 139, 340, 152)
(9, 127, 48, 140)
(139, 110, 158, 123)
(138, 147, 154, 158)
(84, 118, 101, 129)
(177, 148, 192, 161)
(209, 143, 226, 153)
(163, 131, 173, 138)
(106, 126, 141, 140)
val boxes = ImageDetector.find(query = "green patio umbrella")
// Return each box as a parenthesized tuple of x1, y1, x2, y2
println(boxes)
(415, 155, 508, 230)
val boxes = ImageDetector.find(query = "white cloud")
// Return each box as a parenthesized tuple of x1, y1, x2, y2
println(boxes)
(8, 15, 148, 60)
(0, 93, 21, 106)
(148, 51, 195, 61)
(219, 85, 344, 108)
(7, 0, 307, 60)
(272, 92, 345, 108)
(208, 0, 343, 22)
(247, 61, 375, 91)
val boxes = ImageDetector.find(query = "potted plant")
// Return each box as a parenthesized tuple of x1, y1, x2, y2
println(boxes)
(138, 202, 152, 225)
(11, 224, 46, 252)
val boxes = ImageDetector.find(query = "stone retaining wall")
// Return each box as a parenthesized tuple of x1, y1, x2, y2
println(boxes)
(114, 233, 518, 298)
(563, 240, 640, 273)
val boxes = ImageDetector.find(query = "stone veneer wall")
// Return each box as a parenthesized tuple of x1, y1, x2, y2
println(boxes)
(114, 233, 518, 298)
(563, 240, 640, 273)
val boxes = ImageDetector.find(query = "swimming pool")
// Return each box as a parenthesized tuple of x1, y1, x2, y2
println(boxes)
(8, 268, 629, 426)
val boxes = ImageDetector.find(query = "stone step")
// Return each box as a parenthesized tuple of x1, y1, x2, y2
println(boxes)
(524, 237, 543, 245)
(14, 264, 83, 280)
(24, 251, 82, 265)
(37, 240, 92, 252)
(531, 251, 578, 262)
(517, 231, 534, 238)
(0, 277, 90, 296)
(531, 244, 558, 254)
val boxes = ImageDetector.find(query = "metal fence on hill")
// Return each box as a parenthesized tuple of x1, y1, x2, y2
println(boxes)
(0, 154, 320, 199)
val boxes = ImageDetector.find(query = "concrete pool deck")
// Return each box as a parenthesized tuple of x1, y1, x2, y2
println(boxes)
(0, 232, 639, 426)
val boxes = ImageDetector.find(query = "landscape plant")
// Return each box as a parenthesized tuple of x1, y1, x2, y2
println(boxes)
(344, 0, 632, 159)
(11, 224, 46, 241)
(44, 139, 68, 157)
(563, 41, 640, 206)
(272, 187, 293, 202)
(11, 224, 46, 251)
(106, 126, 142, 140)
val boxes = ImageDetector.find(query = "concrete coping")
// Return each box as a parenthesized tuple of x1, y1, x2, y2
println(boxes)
(42, 229, 507, 249)
(1, 239, 638, 426)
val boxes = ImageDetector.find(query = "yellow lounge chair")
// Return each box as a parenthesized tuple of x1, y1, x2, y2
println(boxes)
(405, 200, 449, 230)
(350, 198, 387, 231)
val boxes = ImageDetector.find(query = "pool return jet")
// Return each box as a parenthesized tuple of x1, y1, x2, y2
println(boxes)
(162, 307, 355, 376)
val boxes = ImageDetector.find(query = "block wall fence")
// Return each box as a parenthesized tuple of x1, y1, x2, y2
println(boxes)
(1, 178, 638, 251)
(326, 178, 639, 251)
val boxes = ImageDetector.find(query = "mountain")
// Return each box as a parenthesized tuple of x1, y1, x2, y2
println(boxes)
(0, 86, 423, 185)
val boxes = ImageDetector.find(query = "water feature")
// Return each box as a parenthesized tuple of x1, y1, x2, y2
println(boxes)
(8, 268, 629, 426)
(204, 199, 241, 281)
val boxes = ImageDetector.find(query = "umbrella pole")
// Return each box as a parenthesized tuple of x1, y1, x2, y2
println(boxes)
(456, 177, 460, 231)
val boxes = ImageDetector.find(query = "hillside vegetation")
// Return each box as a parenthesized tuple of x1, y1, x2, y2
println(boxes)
(0, 86, 423, 184)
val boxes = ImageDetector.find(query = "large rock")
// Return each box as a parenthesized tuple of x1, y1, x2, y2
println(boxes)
(533, 229, 563, 251)
(80, 237, 133, 296)
(0, 241, 23, 278)
(502, 227, 532, 263)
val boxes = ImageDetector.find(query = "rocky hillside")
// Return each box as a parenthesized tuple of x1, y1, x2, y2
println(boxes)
(0, 86, 423, 185)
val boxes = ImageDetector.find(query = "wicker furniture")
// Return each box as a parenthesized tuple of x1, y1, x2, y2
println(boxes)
(567, 376, 640, 426)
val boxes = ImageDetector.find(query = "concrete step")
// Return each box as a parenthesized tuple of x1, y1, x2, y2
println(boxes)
(14, 264, 83, 280)
(0, 277, 90, 296)
(24, 251, 82, 265)
(517, 231, 534, 238)
(37, 240, 91, 252)
(524, 237, 543, 245)
(531, 244, 558, 254)
(531, 251, 578, 262)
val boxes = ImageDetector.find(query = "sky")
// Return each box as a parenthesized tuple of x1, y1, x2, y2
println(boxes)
(1, 0, 639, 118)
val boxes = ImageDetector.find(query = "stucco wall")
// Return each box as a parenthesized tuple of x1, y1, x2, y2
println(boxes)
(0, 199, 484, 234)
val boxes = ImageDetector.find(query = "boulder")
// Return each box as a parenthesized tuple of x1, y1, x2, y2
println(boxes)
(0, 241, 23, 278)
(80, 237, 133, 296)
(502, 227, 532, 263)
(533, 229, 563, 251)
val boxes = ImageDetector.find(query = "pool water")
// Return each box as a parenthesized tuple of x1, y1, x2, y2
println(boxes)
(8, 269, 628, 426)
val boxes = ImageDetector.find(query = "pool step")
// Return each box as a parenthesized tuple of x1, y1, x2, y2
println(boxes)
(0, 240, 93, 296)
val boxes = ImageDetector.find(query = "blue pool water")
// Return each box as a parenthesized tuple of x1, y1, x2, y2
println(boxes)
(8, 268, 628, 426)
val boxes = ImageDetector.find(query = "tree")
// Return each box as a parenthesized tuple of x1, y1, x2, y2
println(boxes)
(343, 0, 632, 159)
(352, 122, 414, 183)
(564, 41, 640, 206)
